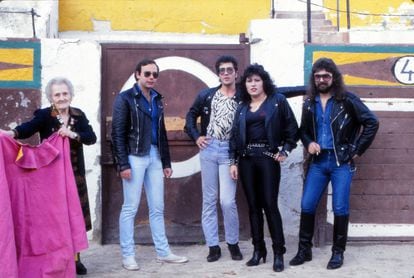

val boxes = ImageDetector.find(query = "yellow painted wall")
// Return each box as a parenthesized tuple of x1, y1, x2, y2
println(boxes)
(324, 0, 414, 29)
(59, 0, 270, 34)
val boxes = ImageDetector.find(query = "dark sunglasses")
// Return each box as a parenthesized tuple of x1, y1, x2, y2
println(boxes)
(314, 73, 332, 81)
(143, 71, 159, 78)
(218, 67, 235, 75)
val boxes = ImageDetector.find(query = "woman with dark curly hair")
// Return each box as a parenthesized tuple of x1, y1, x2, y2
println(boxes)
(229, 64, 298, 272)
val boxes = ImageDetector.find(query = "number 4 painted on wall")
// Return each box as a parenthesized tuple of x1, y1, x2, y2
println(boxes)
(393, 56, 414, 85)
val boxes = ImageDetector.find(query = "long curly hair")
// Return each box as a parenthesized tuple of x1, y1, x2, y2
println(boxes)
(308, 57, 346, 100)
(239, 63, 276, 102)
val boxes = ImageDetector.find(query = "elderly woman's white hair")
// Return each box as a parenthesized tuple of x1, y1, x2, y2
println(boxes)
(45, 77, 75, 103)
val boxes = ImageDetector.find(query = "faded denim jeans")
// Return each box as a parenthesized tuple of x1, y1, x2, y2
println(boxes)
(119, 146, 171, 258)
(200, 138, 239, 247)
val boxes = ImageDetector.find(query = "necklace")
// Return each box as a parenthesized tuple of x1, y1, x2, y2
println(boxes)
(250, 95, 267, 111)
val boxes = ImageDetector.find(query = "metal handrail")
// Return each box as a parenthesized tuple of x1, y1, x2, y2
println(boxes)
(0, 8, 40, 38)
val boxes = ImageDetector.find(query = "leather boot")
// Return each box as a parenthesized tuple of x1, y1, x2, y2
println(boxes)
(207, 245, 221, 262)
(327, 215, 349, 269)
(246, 242, 267, 266)
(289, 213, 315, 266)
(272, 245, 286, 272)
(227, 243, 243, 260)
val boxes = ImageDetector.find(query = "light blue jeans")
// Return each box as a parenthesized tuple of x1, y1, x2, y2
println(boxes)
(119, 146, 171, 258)
(200, 138, 239, 247)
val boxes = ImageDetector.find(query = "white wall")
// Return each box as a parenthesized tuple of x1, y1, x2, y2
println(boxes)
(0, 0, 58, 38)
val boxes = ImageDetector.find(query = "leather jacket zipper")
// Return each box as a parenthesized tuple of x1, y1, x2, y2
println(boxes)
(330, 107, 344, 166)
(134, 98, 140, 153)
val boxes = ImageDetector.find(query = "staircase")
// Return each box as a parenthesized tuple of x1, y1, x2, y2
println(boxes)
(274, 11, 349, 44)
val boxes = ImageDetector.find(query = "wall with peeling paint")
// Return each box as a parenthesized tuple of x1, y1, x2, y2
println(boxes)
(58, 0, 270, 34)
(324, 0, 414, 30)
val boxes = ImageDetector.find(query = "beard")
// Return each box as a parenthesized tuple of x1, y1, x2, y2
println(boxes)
(317, 83, 332, 94)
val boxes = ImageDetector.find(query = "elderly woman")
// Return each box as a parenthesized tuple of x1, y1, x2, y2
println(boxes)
(0, 77, 96, 275)
(229, 64, 298, 272)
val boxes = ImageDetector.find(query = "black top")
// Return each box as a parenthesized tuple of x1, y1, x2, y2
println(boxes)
(246, 105, 267, 143)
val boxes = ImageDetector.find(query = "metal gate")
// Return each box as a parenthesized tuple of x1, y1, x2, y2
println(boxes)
(100, 43, 250, 244)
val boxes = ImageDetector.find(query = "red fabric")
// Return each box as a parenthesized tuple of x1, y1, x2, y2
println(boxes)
(0, 133, 88, 278)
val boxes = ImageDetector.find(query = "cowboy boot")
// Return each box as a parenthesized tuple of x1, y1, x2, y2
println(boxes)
(289, 212, 315, 266)
(327, 215, 349, 269)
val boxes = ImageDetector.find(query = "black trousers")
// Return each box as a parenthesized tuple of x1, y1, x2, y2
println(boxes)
(239, 155, 285, 251)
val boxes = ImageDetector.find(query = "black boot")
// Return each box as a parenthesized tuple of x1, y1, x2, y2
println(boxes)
(327, 215, 349, 270)
(289, 213, 315, 266)
(207, 245, 221, 262)
(75, 253, 87, 275)
(227, 243, 243, 260)
(272, 245, 285, 272)
(246, 242, 267, 266)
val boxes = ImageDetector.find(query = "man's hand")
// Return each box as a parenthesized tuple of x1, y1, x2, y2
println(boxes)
(196, 136, 210, 150)
(308, 142, 321, 155)
(163, 168, 172, 178)
(120, 169, 131, 180)
(230, 165, 238, 180)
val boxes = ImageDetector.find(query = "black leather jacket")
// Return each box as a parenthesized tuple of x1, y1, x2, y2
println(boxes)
(184, 85, 306, 142)
(229, 92, 299, 161)
(184, 85, 242, 141)
(300, 91, 379, 165)
(111, 85, 171, 171)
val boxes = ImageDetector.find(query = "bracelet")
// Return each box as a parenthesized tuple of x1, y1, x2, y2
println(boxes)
(229, 158, 238, 166)
(279, 150, 289, 157)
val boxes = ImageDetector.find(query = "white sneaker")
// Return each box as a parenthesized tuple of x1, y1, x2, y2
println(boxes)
(122, 256, 140, 271)
(157, 253, 189, 264)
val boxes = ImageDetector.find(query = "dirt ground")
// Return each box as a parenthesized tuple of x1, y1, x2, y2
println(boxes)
(78, 236, 414, 278)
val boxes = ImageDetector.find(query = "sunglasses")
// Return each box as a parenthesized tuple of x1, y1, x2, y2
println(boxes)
(143, 71, 159, 78)
(314, 73, 332, 81)
(218, 67, 235, 75)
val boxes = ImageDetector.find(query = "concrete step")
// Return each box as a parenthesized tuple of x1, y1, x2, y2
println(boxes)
(306, 31, 350, 44)
(275, 11, 326, 20)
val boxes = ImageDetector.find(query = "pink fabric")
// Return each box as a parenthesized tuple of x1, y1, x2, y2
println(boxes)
(0, 133, 88, 278)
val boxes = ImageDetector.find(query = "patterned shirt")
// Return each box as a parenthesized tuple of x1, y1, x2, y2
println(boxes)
(206, 90, 238, 140)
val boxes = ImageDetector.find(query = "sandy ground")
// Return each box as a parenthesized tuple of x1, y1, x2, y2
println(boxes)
(78, 236, 414, 278)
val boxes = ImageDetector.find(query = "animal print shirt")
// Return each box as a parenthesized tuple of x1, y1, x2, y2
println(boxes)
(206, 90, 238, 140)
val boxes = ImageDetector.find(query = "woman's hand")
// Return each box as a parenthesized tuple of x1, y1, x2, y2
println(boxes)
(275, 152, 287, 162)
(230, 165, 238, 180)
(57, 126, 78, 139)
(0, 129, 15, 138)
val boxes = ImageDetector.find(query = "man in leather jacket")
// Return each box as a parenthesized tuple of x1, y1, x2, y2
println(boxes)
(112, 59, 188, 271)
(184, 55, 243, 262)
(289, 58, 379, 270)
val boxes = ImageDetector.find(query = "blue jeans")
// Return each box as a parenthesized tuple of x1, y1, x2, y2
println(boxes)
(119, 146, 170, 258)
(301, 150, 354, 216)
(200, 138, 239, 246)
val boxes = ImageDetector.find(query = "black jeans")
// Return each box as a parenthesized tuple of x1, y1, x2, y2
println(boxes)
(239, 155, 285, 251)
